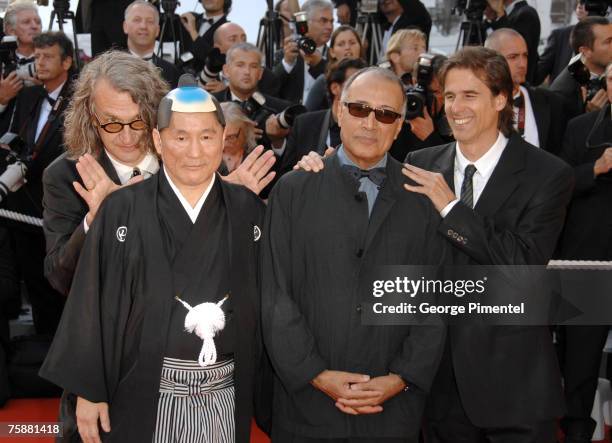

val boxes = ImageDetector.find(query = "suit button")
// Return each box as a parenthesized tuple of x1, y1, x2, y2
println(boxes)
(356, 249, 363, 258)
(457, 236, 463, 242)
(356, 304, 362, 313)
(447, 229, 453, 236)
(452, 232, 458, 239)
(463, 238, 468, 244)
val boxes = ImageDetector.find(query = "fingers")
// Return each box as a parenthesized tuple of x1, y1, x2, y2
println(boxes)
(341, 372, 370, 384)
(294, 151, 325, 172)
(250, 148, 277, 180)
(335, 401, 360, 415)
(99, 404, 111, 433)
(255, 172, 277, 195)
(323, 146, 336, 158)
(73, 181, 91, 204)
(240, 145, 264, 170)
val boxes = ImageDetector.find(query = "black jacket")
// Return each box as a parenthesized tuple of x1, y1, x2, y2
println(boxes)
(550, 66, 584, 120)
(406, 134, 573, 427)
(272, 50, 328, 104)
(487, 0, 541, 84)
(151, 54, 181, 88)
(535, 24, 574, 85)
(528, 85, 568, 155)
(182, 14, 228, 73)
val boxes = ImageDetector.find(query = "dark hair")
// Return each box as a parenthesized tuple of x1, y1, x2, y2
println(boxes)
(326, 57, 367, 99)
(33, 31, 74, 61)
(329, 25, 363, 60)
(431, 54, 448, 78)
(570, 16, 610, 52)
(439, 46, 514, 137)
(223, 0, 232, 13)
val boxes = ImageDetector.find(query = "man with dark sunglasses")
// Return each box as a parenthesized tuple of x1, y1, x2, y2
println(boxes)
(261, 66, 447, 442)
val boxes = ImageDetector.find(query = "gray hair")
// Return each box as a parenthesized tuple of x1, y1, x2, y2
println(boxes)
(302, 0, 333, 20)
(4, 1, 39, 33)
(64, 50, 169, 158)
(484, 28, 525, 51)
(226, 42, 263, 65)
(340, 67, 407, 119)
(124, 0, 159, 23)
(220, 102, 257, 151)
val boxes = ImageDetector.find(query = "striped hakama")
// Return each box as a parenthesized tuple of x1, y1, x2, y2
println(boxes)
(153, 357, 235, 443)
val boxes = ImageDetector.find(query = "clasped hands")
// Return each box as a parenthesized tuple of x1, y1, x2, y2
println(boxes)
(311, 370, 406, 415)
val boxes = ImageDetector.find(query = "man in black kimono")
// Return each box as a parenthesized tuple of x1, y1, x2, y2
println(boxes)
(40, 77, 266, 443)
(261, 67, 447, 442)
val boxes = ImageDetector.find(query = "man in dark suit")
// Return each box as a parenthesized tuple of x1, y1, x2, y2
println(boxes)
(555, 62, 612, 443)
(403, 46, 573, 443)
(180, 0, 231, 73)
(535, 24, 575, 85)
(262, 66, 447, 443)
(273, 0, 333, 104)
(379, 0, 432, 50)
(550, 16, 611, 120)
(0, 31, 75, 335)
(484, 0, 540, 84)
(123, 0, 180, 88)
(485, 28, 567, 155)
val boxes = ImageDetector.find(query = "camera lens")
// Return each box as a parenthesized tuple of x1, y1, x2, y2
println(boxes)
(298, 37, 317, 55)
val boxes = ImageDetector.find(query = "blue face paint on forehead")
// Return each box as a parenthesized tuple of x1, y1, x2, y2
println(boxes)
(157, 74, 226, 130)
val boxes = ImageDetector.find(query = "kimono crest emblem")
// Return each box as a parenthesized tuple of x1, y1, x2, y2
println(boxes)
(116, 226, 128, 242)
(254, 225, 261, 242)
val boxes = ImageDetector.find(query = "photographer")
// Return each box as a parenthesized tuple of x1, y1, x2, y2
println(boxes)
(385, 28, 427, 86)
(550, 16, 612, 119)
(556, 61, 612, 443)
(180, 0, 231, 73)
(0, 31, 74, 335)
(0, 1, 42, 133)
(123, 0, 180, 88)
(484, 0, 540, 84)
(273, 0, 333, 104)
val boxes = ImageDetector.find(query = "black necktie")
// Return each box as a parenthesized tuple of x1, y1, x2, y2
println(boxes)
(460, 164, 477, 208)
(342, 165, 386, 187)
(131, 167, 141, 178)
(45, 94, 56, 106)
(513, 94, 524, 108)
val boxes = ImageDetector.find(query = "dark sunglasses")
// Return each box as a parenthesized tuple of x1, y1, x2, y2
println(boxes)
(343, 102, 402, 124)
(93, 110, 147, 134)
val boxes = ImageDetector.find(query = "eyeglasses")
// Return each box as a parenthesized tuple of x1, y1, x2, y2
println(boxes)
(93, 110, 147, 134)
(343, 102, 402, 124)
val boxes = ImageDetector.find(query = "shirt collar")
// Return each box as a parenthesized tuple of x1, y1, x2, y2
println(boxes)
(163, 166, 216, 223)
(204, 13, 224, 23)
(46, 81, 65, 100)
(129, 48, 155, 60)
(455, 132, 508, 181)
(337, 145, 387, 170)
(505, 0, 522, 15)
(105, 150, 160, 185)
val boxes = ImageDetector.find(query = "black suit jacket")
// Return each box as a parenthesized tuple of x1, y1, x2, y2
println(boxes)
(488, 1, 540, 84)
(535, 24, 573, 85)
(183, 14, 228, 73)
(406, 134, 573, 427)
(386, 2, 433, 42)
(2, 81, 72, 229)
(272, 50, 328, 104)
(43, 151, 121, 296)
(527, 85, 568, 155)
(550, 67, 584, 120)
(281, 109, 331, 175)
(558, 108, 612, 260)
(151, 54, 180, 88)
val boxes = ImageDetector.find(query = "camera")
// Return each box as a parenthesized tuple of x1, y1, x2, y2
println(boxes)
(582, 0, 611, 16)
(568, 53, 607, 102)
(240, 92, 306, 130)
(0, 36, 36, 86)
(292, 11, 317, 55)
(0, 132, 28, 204)
(199, 48, 226, 84)
(405, 54, 435, 120)
(454, 0, 488, 21)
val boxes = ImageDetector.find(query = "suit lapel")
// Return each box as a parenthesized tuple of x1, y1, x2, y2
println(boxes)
(433, 143, 457, 193)
(528, 87, 549, 150)
(363, 158, 399, 253)
(316, 109, 332, 154)
(474, 135, 525, 217)
(99, 150, 122, 185)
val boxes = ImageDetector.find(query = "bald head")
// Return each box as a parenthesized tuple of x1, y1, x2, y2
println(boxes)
(485, 28, 528, 89)
(213, 22, 247, 54)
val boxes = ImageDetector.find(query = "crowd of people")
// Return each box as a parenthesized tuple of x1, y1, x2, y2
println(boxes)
(0, 0, 610, 442)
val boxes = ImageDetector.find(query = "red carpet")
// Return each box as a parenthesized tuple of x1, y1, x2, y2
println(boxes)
(0, 398, 270, 442)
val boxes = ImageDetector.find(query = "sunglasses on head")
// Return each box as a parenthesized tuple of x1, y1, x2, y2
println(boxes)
(343, 102, 402, 124)
(93, 110, 147, 134)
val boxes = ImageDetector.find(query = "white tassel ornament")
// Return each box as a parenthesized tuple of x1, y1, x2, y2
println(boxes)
(174, 294, 229, 367)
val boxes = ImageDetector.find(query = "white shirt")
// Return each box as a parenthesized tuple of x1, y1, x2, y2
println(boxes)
(198, 13, 224, 36)
(34, 81, 65, 142)
(382, 15, 401, 53)
(129, 48, 155, 60)
(164, 166, 216, 223)
(440, 132, 509, 217)
(83, 152, 160, 233)
(513, 85, 539, 148)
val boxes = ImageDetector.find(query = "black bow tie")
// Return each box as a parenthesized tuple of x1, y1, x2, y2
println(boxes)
(342, 164, 387, 187)
(513, 94, 524, 108)
(17, 56, 34, 65)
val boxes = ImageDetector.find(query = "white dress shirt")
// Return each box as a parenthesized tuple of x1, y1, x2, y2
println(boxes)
(281, 45, 327, 103)
(164, 166, 216, 223)
(382, 15, 401, 53)
(513, 85, 539, 148)
(35, 81, 65, 142)
(440, 132, 509, 217)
